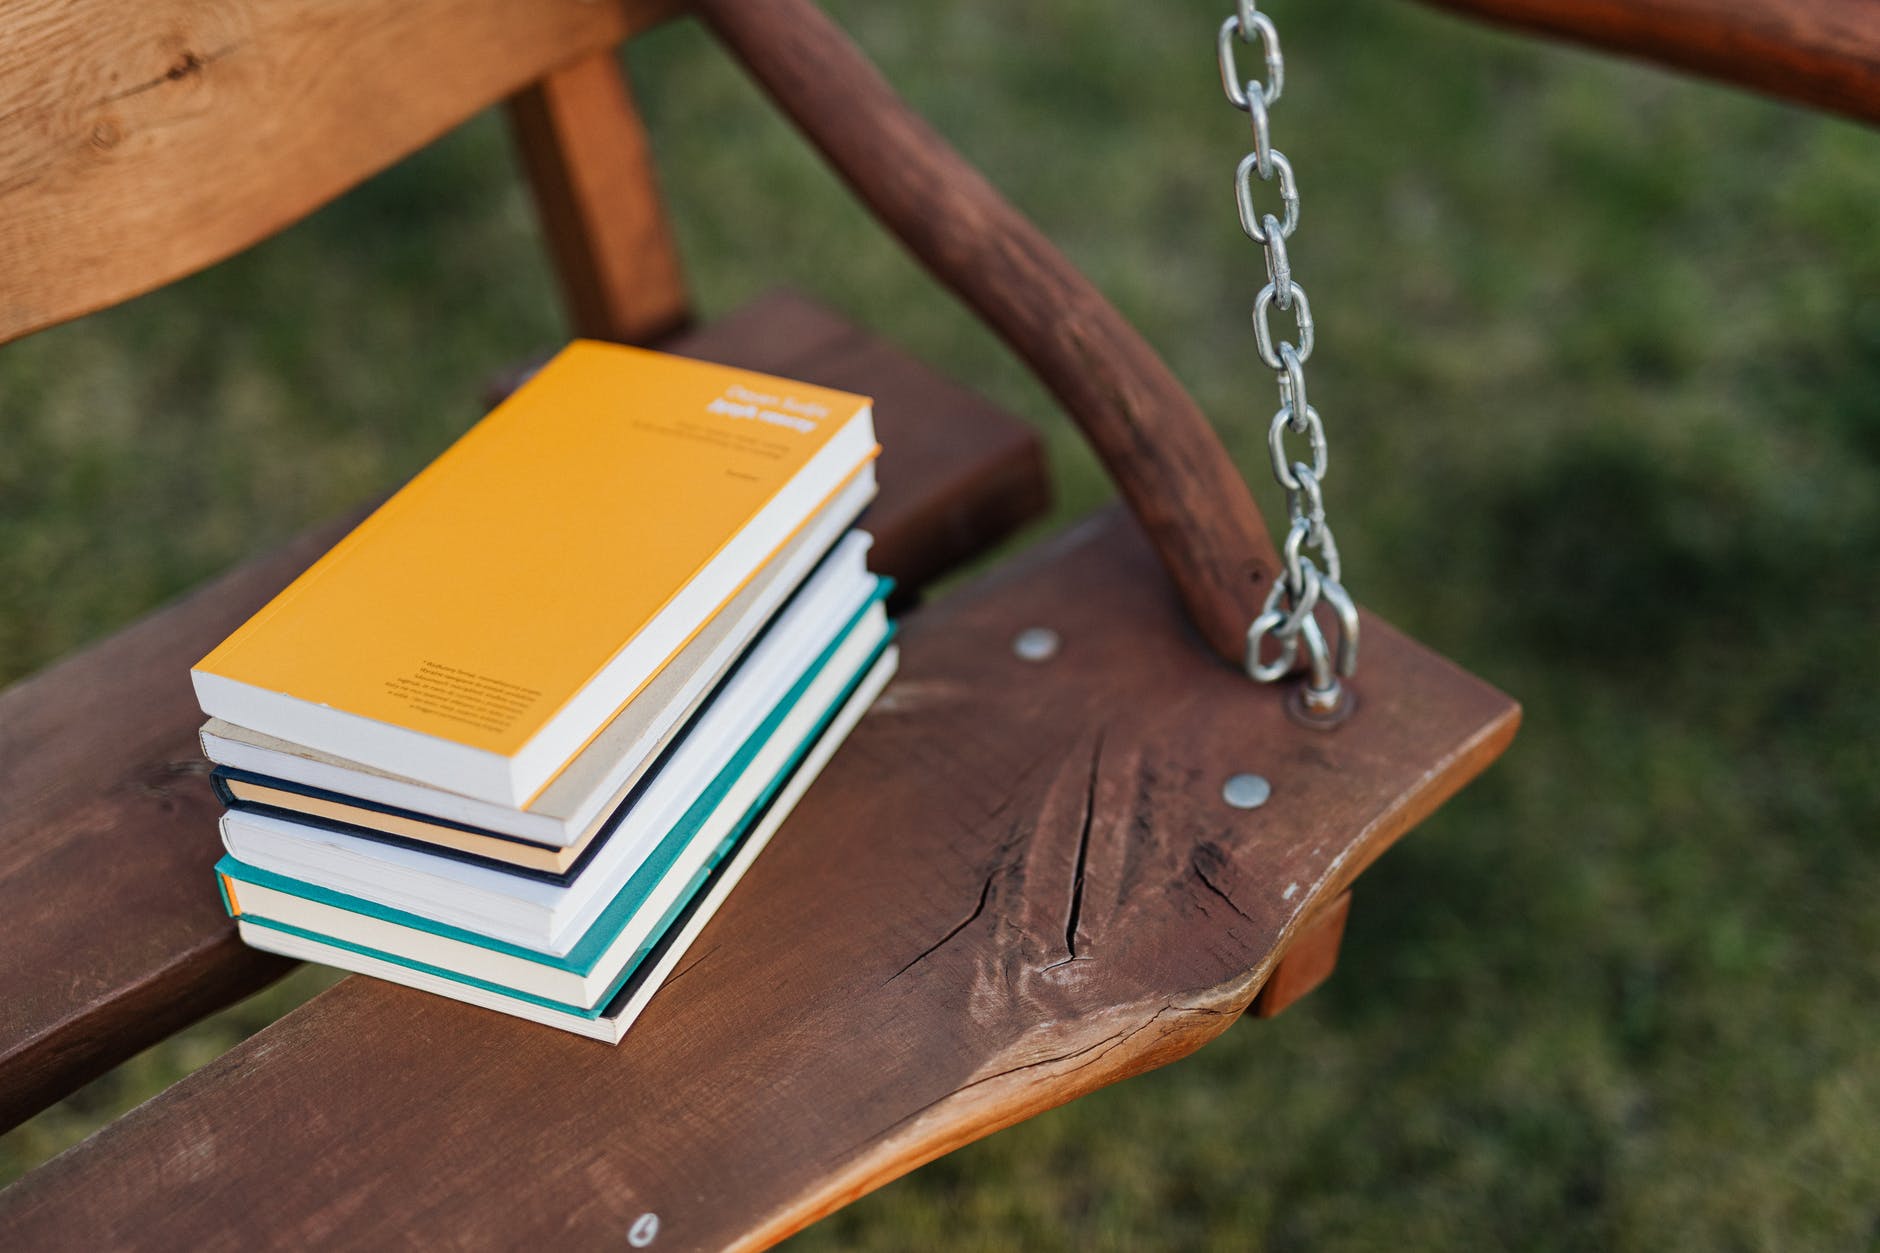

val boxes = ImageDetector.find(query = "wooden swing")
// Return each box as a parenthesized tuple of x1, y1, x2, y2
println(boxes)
(1, 0, 1865, 1245)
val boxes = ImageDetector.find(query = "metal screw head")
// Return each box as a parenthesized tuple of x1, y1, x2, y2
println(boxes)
(1288, 681, 1356, 730)
(1222, 773, 1272, 810)
(1013, 627, 1060, 662)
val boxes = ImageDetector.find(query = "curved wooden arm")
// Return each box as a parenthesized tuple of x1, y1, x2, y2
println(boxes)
(1420, 0, 1880, 127)
(693, 0, 1279, 668)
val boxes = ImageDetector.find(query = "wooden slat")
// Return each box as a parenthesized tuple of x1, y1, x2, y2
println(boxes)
(0, 0, 684, 347)
(0, 508, 1518, 1249)
(0, 291, 1047, 1131)
(507, 50, 692, 344)
(1419, 0, 1880, 127)
(697, 0, 1282, 669)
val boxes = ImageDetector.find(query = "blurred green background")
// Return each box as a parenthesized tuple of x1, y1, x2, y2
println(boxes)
(3, 0, 1876, 1246)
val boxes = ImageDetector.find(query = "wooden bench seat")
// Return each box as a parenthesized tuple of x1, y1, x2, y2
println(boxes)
(0, 291, 1048, 1132)
(0, 503, 1516, 1249)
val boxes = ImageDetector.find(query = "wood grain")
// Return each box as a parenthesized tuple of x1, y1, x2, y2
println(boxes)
(0, 291, 1047, 1131)
(1420, 0, 1880, 126)
(507, 50, 691, 345)
(0, 0, 684, 346)
(696, 0, 1282, 668)
(0, 508, 1517, 1249)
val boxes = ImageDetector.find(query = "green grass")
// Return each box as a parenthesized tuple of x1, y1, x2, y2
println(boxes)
(3, 1, 1877, 1246)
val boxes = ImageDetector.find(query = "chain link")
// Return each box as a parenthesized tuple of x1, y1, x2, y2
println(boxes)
(1217, 2, 1358, 710)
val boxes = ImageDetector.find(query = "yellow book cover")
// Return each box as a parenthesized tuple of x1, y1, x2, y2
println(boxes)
(192, 341, 877, 806)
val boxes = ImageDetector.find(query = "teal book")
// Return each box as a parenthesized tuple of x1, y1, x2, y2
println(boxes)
(233, 641, 897, 1043)
(220, 607, 895, 1019)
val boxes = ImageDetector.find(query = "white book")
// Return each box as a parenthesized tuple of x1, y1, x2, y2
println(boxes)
(223, 644, 896, 1010)
(224, 604, 890, 954)
(235, 647, 897, 1042)
(202, 477, 875, 850)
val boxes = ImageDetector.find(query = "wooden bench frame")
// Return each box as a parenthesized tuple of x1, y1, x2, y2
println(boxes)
(2, 0, 1868, 1244)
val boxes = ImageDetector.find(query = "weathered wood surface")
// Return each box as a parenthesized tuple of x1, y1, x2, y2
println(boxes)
(0, 0, 686, 346)
(0, 508, 1518, 1250)
(697, 0, 1281, 669)
(0, 291, 1047, 1132)
(507, 51, 692, 345)
(1421, 0, 1880, 127)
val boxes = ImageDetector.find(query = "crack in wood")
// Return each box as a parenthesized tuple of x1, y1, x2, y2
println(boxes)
(1190, 851, 1254, 925)
(830, 997, 1236, 1167)
(883, 871, 996, 986)
(830, 1026, 1130, 1164)
(103, 43, 239, 103)
(663, 943, 721, 990)
(1062, 730, 1104, 961)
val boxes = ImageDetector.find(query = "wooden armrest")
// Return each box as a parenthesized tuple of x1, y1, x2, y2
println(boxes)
(696, 0, 1280, 669)
(1418, 0, 1880, 127)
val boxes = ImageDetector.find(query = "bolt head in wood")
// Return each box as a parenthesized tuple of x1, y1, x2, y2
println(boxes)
(1012, 626, 1060, 662)
(1222, 773, 1271, 809)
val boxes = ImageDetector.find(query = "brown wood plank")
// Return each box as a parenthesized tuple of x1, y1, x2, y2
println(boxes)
(0, 507, 1518, 1249)
(697, 0, 1282, 668)
(0, 291, 1046, 1131)
(1251, 890, 1352, 1018)
(507, 50, 692, 344)
(0, 0, 685, 347)
(1419, 0, 1880, 128)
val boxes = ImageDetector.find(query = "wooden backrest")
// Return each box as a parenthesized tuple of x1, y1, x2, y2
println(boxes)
(0, 0, 687, 347)
(10, 0, 1860, 668)
(0, 0, 1290, 671)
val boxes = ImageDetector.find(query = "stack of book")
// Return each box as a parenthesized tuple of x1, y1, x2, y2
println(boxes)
(191, 343, 890, 1042)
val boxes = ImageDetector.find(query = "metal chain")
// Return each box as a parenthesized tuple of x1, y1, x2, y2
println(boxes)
(1217, 2, 1358, 714)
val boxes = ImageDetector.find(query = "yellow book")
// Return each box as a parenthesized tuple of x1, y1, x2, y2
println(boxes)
(193, 341, 878, 807)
